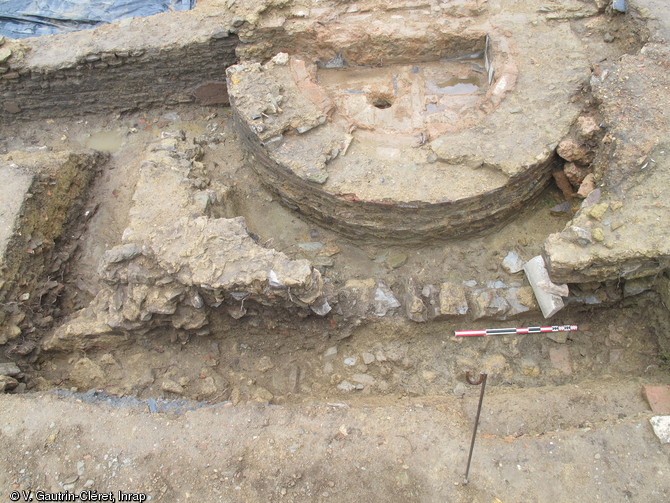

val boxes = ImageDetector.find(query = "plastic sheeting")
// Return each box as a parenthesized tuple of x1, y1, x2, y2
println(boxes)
(0, 0, 196, 39)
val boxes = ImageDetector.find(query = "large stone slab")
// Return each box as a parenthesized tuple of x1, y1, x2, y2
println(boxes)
(524, 256, 567, 319)
(0, 165, 33, 269)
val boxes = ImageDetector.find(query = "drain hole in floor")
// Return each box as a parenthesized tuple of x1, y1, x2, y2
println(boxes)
(370, 94, 393, 109)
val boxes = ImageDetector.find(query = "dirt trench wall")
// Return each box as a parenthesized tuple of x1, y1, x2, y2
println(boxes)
(0, 150, 106, 346)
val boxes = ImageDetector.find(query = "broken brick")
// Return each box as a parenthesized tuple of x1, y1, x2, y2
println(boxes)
(643, 385, 670, 415)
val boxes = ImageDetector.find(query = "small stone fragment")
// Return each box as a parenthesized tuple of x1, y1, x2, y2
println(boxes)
(436, 282, 469, 318)
(576, 116, 600, 140)
(337, 380, 360, 392)
(550, 201, 572, 215)
(643, 385, 670, 415)
(610, 200, 623, 211)
(161, 379, 184, 395)
(581, 187, 601, 208)
(469, 289, 510, 320)
(553, 170, 574, 199)
(271, 52, 290, 65)
(577, 173, 596, 198)
(310, 296, 331, 316)
(603, 32, 615, 43)
(0, 362, 20, 376)
(564, 162, 589, 187)
(0, 375, 19, 393)
(501, 251, 525, 274)
(567, 226, 593, 246)
(252, 386, 274, 403)
(557, 138, 591, 164)
(504, 286, 538, 317)
(385, 253, 408, 269)
(374, 282, 400, 316)
(588, 203, 609, 221)
(0, 47, 11, 63)
(650, 416, 670, 443)
(6, 325, 21, 339)
(324, 346, 338, 359)
(592, 228, 605, 242)
(420, 284, 441, 319)
(404, 278, 427, 323)
(362, 352, 375, 365)
(343, 357, 356, 366)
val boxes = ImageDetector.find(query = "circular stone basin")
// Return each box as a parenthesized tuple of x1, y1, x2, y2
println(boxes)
(228, 21, 590, 242)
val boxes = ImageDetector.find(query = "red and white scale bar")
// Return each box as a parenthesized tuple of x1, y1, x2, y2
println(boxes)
(455, 325, 578, 337)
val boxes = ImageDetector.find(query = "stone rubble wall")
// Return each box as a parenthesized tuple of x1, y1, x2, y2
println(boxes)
(543, 27, 670, 289)
(333, 272, 635, 325)
(0, 16, 238, 122)
(43, 132, 326, 352)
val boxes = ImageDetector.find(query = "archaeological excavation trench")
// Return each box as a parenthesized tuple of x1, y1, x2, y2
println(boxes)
(0, 0, 669, 421)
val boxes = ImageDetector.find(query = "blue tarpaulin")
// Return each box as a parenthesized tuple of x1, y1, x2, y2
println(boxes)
(0, 0, 195, 39)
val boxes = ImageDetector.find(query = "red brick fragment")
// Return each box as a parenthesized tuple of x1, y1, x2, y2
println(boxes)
(642, 385, 670, 414)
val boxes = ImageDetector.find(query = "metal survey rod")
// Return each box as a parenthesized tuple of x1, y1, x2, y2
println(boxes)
(464, 371, 488, 485)
(455, 325, 578, 337)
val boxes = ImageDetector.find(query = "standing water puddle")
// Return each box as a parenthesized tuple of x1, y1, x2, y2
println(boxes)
(431, 76, 481, 95)
(83, 130, 125, 153)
